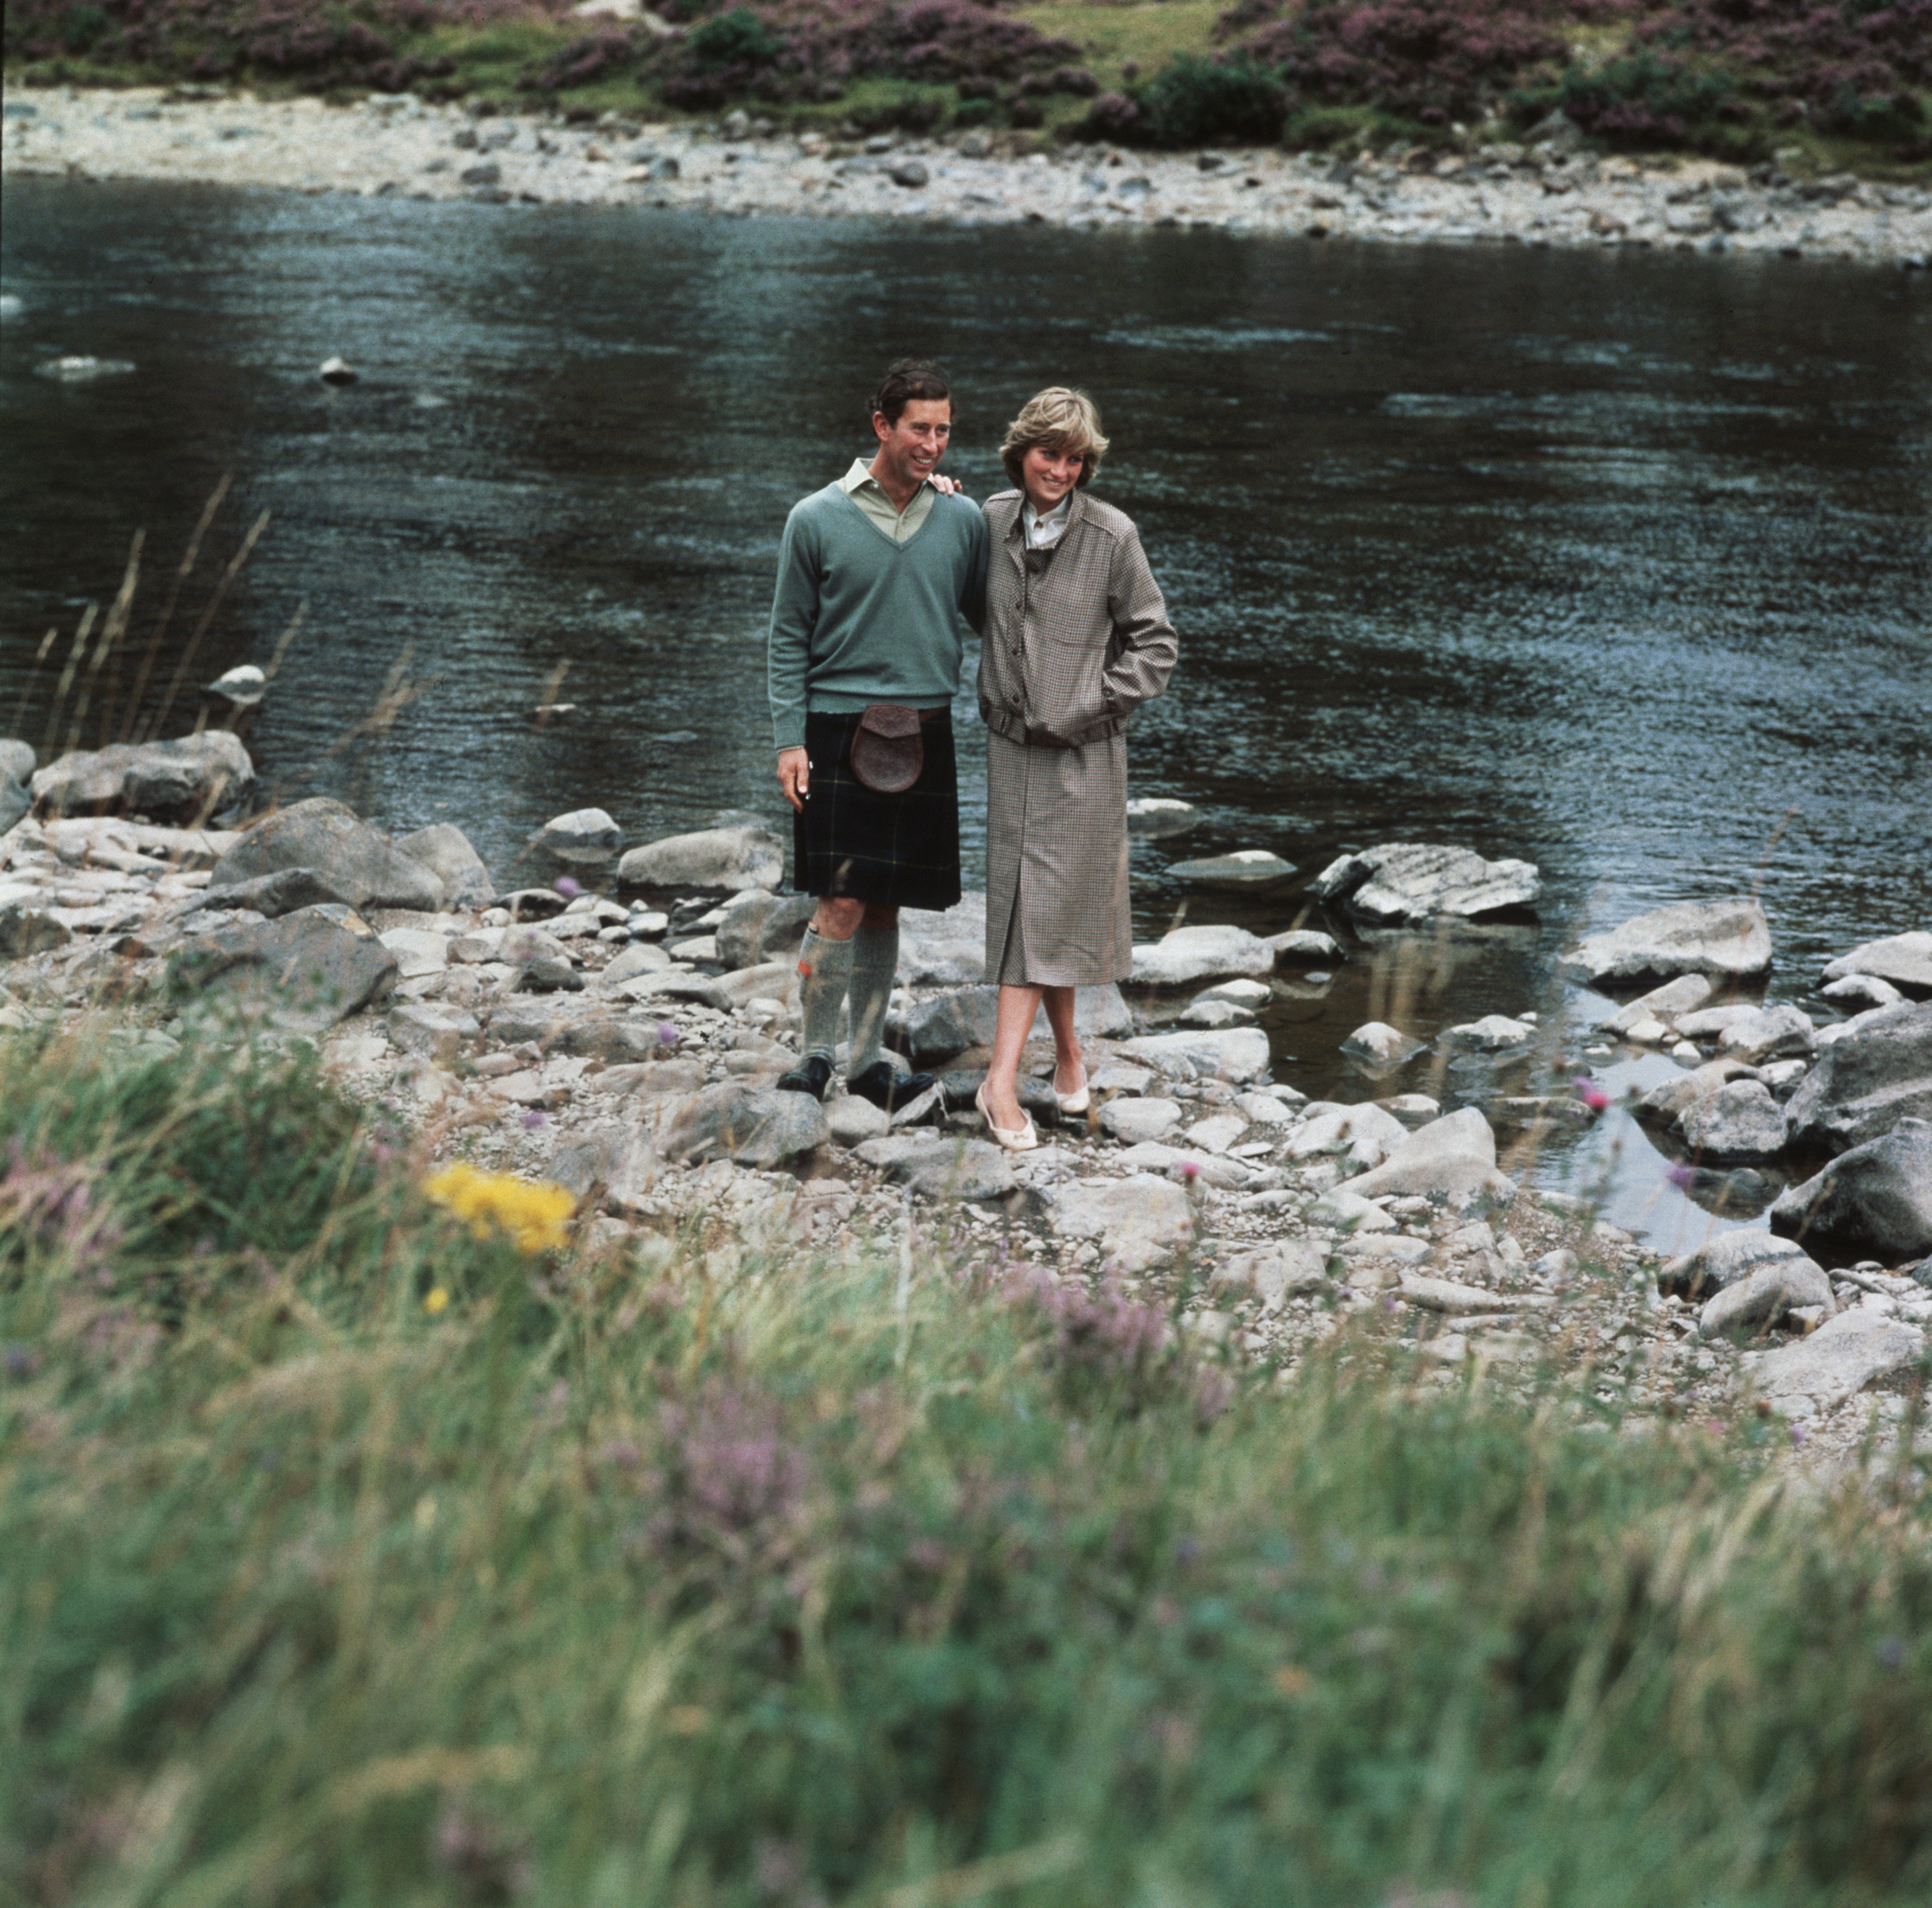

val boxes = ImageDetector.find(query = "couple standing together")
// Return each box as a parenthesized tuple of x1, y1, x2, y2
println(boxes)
(767, 358, 1178, 1151)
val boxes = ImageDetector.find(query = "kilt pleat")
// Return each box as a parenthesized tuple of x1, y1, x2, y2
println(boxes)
(793, 708, 962, 911)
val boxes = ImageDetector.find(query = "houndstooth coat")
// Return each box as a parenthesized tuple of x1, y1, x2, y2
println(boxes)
(978, 488, 1179, 987)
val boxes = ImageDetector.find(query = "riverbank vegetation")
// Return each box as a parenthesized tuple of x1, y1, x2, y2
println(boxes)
(5, 1, 1929, 173)
(3, 1016, 1930, 1902)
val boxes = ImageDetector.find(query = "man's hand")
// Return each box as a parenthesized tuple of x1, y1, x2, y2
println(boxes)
(777, 747, 809, 812)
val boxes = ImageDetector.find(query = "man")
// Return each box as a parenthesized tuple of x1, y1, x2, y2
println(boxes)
(767, 359, 988, 1109)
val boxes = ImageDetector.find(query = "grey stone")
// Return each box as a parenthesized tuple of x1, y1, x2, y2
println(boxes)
(1215, 1239, 1329, 1309)
(896, 892, 987, 984)
(493, 887, 569, 922)
(1100, 1097, 1183, 1144)
(1119, 1025, 1270, 1084)
(826, 1094, 890, 1146)
(0, 740, 33, 784)
(209, 797, 444, 911)
(1285, 1103, 1408, 1169)
(460, 159, 502, 185)
(1309, 842, 1540, 923)
(1680, 1078, 1788, 1162)
(1638, 1058, 1763, 1128)
(1129, 923, 1275, 987)
(878, 1137, 1016, 1202)
(0, 775, 26, 836)
(169, 904, 399, 1032)
(1046, 1173, 1196, 1271)
(1698, 1254, 1834, 1339)
(1822, 973, 1903, 1012)
(1658, 1230, 1822, 1301)
(1742, 1308, 1927, 1420)
(617, 815, 782, 892)
(0, 902, 70, 957)
(379, 927, 453, 979)
(395, 823, 496, 908)
(1337, 1107, 1515, 1214)
(1561, 898, 1772, 988)
(897, 983, 1131, 1065)
(1715, 1003, 1814, 1063)
(1770, 1120, 1932, 1264)
(1441, 1014, 1535, 1053)
(535, 806, 620, 860)
(1183, 1112, 1248, 1153)
(1598, 973, 1715, 1032)
(889, 158, 929, 188)
(714, 889, 814, 969)
(599, 942, 672, 985)
(1164, 850, 1298, 893)
(1265, 928, 1343, 965)
(1124, 797, 1198, 839)
(1822, 931, 1932, 1001)
(1341, 1021, 1422, 1066)
(660, 1082, 828, 1167)
(1781, 1003, 1932, 1154)
(388, 1002, 480, 1063)
(1181, 997, 1254, 1028)
(1402, 1274, 1553, 1316)
(545, 1017, 673, 1064)
(191, 866, 360, 919)
(31, 731, 254, 824)
(710, 961, 798, 1010)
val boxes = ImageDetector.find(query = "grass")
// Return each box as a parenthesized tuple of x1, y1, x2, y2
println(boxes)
(3, 1012, 1930, 1904)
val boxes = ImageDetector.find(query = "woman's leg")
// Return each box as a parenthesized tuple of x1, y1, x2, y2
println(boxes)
(1040, 985, 1084, 1095)
(984, 983, 1044, 1131)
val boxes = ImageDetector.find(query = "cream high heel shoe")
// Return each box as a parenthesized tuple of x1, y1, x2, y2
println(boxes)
(1053, 1062, 1090, 1117)
(975, 1082, 1039, 1152)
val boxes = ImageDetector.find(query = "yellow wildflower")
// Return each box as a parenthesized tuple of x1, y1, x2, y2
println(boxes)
(423, 1163, 574, 1254)
(423, 1286, 450, 1316)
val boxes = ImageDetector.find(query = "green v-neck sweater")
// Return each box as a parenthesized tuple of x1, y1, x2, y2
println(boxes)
(767, 482, 989, 751)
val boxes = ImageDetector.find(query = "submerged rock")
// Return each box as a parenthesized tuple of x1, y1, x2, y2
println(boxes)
(1561, 898, 1771, 989)
(1341, 1021, 1422, 1067)
(1309, 843, 1540, 923)
(1124, 797, 1199, 839)
(1164, 849, 1298, 893)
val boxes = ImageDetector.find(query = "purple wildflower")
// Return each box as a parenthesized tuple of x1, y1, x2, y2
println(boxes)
(1574, 1077, 1612, 1113)
(553, 875, 582, 899)
(522, 1109, 547, 1130)
(657, 1021, 680, 1049)
(1666, 1162, 1697, 1190)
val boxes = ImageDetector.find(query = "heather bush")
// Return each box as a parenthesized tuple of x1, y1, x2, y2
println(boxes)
(1074, 52, 1286, 146)
(4, 1015, 1929, 1903)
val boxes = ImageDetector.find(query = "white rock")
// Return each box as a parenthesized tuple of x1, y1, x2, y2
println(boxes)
(1561, 898, 1772, 986)
(1440, 1014, 1535, 1052)
(1130, 923, 1275, 987)
(1101, 1097, 1183, 1145)
(377, 927, 452, 979)
(1742, 1308, 1927, 1420)
(1309, 842, 1540, 923)
(1181, 997, 1256, 1028)
(1822, 972, 1903, 1010)
(1821, 931, 1931, 999)
(1698, 1254, 1833, 1339)
(1182, 1113, 1248, 1154)
(1046, 1174, 1196, 1271)
(1119, 1026, 1271, 1084)
(1341, 1021, 1422, 1066)
(1337, 1107, 1515, 1214)
(1286, 1103, 1408, 1170)
(1598, 973, 1715, 1032)
(1163, 849, 1298, 892)
(1214, 1239, 1329, 1309)
(1124, 797, 1199, 839)
(1307, 1187, 1396, 1231)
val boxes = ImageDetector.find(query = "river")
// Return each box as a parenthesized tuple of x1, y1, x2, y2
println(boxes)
(3, 177, 1928, 1246)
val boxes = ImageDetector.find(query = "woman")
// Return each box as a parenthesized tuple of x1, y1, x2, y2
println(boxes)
(975, 388, 1179, 1149)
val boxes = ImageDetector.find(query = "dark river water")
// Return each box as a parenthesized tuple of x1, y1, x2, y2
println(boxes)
(3, 175, 1929, 1248)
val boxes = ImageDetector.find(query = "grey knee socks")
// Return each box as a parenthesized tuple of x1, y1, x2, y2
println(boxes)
(846, 923, 899, 1077)
(796, 928, 855, 1064)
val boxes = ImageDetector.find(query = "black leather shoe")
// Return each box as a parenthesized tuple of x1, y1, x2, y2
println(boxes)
(775, 1054, 834, 1100)
(846, 1060, 937, 1113)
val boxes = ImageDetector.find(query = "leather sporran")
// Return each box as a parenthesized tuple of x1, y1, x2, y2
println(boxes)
(850, 702, 924, 794)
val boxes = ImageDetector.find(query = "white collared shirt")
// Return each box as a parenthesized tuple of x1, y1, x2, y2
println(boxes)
(838, 458, 937, 544)
(1021, 493, 1074, 550)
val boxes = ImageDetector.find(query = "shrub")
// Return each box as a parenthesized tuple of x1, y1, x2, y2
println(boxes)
(1137, 52, 1288, 146)
(1547, 47, 1739, 145)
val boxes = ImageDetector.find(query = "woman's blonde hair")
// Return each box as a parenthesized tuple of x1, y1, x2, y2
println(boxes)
(999, 387, 1110, 490)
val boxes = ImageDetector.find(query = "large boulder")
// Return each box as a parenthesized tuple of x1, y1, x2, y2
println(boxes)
(168, 903, 399, 1032)
(1129, 923, 1276, 988)
(1638, 1057, 1763, 1129)
(1741, 1309, 1927, 1421)
(31, 732, 254, 824)
(1560, 898, 1771, 989)
(395, 823, 496, 909)
(1309, 843, 1540, 924)
(659, 1082, 828, 1167)
(1781, 1002, 1932, 1155)
(1046, 1173, 1196, 1271)
(896, 983, 1131, 1065)
(1336, 1107, 1515, 1214)
(190, 866, 361, 919)
(1284, 1102, 1410, 1171)
(1679, 1078, 1788, 1163)
(617, 813, 782, 893)
(209, 797, 444, 911)
(1119, 1025, 1271, 1084)
(1697, 1252, 1833, 1340)
(714, 889, 815, 970)
(857, 1133, 1017, 1202)
(1658, 1229, 1821, 1301)
(897, 892, 987, 985)
(1822, 932, 1932, 1001)
(1771, 1119, 1932, 1264)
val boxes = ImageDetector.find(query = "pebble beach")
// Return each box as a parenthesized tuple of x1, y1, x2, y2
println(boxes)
(7, 83, 1931, 266)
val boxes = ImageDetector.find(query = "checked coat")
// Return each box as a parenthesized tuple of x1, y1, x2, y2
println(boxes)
(978, 487, 1179, 987)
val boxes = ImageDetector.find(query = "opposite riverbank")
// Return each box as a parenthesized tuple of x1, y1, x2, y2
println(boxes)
(7, 83, 1931, 264)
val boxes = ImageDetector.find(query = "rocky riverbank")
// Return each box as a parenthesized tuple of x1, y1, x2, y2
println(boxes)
(5, 728, 1928, 1484)
(6, 84, 1931, 266)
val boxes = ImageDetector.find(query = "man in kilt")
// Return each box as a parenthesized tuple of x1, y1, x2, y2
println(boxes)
(768, 359, 989, 1109)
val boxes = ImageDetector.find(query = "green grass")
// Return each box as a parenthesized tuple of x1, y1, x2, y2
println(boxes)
(3, 1016, 1930, 1905)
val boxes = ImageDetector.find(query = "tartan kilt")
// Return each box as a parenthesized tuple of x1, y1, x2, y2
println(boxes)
(792, 707, 962, 911)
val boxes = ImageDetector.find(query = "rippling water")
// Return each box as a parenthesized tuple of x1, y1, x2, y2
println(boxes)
(3, 177, 1928, 1245)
